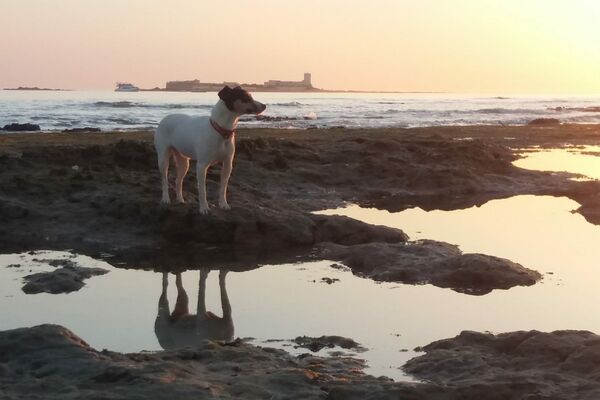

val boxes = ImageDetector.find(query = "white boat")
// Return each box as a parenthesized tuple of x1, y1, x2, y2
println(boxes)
(115, 82, 140, 92)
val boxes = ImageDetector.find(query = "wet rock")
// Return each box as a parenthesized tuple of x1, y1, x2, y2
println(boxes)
(403, 329, 600, 400)
(311, 215, 408, 245)
(318, 240, 541, 294)
(4, 324, 600, 399)
(1, 123, 41, 131)
(293, 336, 367, 352)
(321, 277, 339, 284)
(0, 325, 374, 399)
(22, 265, 109, 294)
(528, 118, 561, 125)
(62, 127, 101, 133)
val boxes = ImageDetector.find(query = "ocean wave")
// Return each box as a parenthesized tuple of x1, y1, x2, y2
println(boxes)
(272, 101, 305, 107)
(548, 106, 600, 113)
(92, 101, 211, 110)
(94, 101, 137, 108)
(105, 117, 140, 125)
(475, 108, 547, 115)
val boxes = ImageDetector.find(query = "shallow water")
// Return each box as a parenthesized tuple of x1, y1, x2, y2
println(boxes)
(0, 251, 422, 380)
(3, 148, 600, 382)
(514, 145, 600, 180)
(2, 90, 600, 130)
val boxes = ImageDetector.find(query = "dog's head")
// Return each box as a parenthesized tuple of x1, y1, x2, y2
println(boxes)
(218, 86, 266, 115)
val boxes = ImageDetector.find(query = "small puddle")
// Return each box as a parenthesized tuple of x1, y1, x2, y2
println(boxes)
(317, 194, 600, 355)
(514, 145, 600, 180)
(0, 250, 421, 381)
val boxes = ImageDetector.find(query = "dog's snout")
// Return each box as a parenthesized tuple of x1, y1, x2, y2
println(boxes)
(259, 103, 267, 112)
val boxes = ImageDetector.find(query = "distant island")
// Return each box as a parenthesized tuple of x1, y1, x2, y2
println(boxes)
(143, 73, 433, 93)
(159, 73, 319, 92)
(4, 86, 70, 91)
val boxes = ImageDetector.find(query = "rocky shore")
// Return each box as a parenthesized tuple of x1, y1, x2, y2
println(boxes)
(3, 324, 600, 399)
(3, 124, 600, 398)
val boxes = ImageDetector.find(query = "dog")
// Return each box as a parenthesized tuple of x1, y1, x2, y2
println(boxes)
(154, 86, 266, 214)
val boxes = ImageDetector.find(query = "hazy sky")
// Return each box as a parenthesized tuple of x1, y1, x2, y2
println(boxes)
(1, 0, 599, 93)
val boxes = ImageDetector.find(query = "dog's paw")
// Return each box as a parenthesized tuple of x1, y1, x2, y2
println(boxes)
(218, 202, 231, 210)
(160, 199, 171, 206)
(199, 206, 210, 215)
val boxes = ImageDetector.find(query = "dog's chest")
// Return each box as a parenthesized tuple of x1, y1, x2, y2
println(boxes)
(204, 138, 233, 163)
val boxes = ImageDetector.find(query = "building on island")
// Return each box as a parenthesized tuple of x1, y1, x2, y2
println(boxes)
(263, 73, 312, 90)
(164, 73, 314, 92)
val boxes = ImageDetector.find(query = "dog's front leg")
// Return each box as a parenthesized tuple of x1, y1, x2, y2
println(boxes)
(218, 158, 233, 210)
(196, 162, 210, 214)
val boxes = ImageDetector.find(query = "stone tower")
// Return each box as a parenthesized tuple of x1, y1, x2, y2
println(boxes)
(303, 73, 312, 87)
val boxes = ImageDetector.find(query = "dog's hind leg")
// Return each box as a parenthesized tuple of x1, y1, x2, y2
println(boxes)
(158, 149, 171, 204)
(173, 153, 190, 204)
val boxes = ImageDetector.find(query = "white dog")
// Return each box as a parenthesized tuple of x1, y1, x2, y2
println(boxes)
(154, 86, 266, 214)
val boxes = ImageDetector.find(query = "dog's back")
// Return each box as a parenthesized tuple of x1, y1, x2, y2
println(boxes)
(154, 113, 212, 161)
(155, 113, 191, 142)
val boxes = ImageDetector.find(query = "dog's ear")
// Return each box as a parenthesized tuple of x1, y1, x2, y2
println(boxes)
(218, 86, 232, 100)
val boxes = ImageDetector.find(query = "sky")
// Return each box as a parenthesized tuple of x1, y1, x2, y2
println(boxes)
(1, 0, 599, 93)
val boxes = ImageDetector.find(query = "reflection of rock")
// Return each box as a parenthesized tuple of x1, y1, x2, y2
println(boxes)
(22, 265, 108, 294)
(1, 123, 40, 131)
(293, 335, 366, 352)
(318, 240, 541, 294)
(403, 329, 600, 399)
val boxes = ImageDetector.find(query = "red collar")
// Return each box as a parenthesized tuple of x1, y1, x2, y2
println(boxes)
(210, 119, 235, 139)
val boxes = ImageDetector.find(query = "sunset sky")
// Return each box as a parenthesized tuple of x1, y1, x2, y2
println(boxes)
(1, 0, 599, 93)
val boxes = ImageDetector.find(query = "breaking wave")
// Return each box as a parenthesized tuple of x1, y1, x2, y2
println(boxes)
(92, 101, 211, 110)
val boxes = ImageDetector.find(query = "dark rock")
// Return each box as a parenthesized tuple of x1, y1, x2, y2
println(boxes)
(293, 335, 367, 353)
(22, 265, 109, 294)
(4, 324, 600, 399)
(62, 127, 102, 133)
(320, 277, 339, 284)
(1, 123, 41, 131)
(403, 329, 600, 399)
(0, 325, 373, 399)
(318, 240, 541, 294)
(311, 215, 408, 245)
(528, 118, 561, 126)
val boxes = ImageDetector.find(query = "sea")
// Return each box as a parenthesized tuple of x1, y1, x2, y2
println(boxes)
(1, 90, 600, 131)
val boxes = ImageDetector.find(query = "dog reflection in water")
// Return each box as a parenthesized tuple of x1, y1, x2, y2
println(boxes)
(155, 269, 234, 349)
